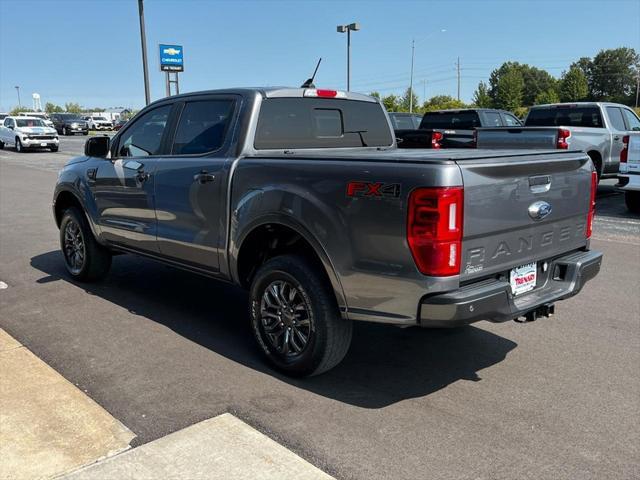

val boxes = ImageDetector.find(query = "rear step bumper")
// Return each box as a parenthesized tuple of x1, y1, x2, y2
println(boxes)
(419, 249, 602, 327)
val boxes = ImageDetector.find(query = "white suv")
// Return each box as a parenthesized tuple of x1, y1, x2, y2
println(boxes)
(0, 116, 59, 152)
(83, 115, 112, 130)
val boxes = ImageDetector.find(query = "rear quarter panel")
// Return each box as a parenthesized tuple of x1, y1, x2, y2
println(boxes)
(229, 157, 462, 323)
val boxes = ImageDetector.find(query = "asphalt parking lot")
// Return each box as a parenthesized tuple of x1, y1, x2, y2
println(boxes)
(1, 138, 638, 479)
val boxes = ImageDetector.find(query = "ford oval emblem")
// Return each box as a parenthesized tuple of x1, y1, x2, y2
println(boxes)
(528, 201, 552, 221)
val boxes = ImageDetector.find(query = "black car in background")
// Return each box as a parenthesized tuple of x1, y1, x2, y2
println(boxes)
(50, 113, 89, 136)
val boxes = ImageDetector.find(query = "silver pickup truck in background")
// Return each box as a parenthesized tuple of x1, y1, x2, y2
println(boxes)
(52, 88, 603, 376)
(476, 102, 640, 180)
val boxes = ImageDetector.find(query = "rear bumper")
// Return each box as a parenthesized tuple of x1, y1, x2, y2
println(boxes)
(618, 172, 640, 192)
(419, 249, 602, 327)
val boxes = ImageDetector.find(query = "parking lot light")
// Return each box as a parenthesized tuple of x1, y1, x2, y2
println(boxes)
(336, 22, 360, 91)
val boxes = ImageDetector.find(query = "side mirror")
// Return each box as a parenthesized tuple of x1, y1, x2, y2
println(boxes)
(84, 136, 110, 158)
(7, 125, 13, 130)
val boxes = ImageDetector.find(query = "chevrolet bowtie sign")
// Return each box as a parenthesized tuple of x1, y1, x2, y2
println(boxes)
(159, 44, 184, 72)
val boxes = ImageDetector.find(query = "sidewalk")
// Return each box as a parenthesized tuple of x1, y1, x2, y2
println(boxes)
(0, 329, 134, 479)
(0, 328, 332, 479)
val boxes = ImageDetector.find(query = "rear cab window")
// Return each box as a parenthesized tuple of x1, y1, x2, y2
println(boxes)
(254, 98, 393, 149)
(525, 106, 603, 128)
(419, 111, 480, 130)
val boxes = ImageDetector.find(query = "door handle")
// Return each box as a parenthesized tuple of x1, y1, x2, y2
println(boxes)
(193, 170, 215, 184)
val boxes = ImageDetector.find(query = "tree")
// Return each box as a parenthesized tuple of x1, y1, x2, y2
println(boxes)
(493, 67, 524, 111)
(381, 94, 399, 112)
(534, 88, 560, 105)
(520, 66, 558, 106)
(9, 106, 31, 116)
(589, 47, 639, 104)
(45, 102, 64, 113)
(399, 87, 419, 112)
(472, 81, 492, 107)
(560, 66, 589, 102)
(422, 95, 466, 112)
(369, 91, 381, 100)
(64, 102, 83, 113)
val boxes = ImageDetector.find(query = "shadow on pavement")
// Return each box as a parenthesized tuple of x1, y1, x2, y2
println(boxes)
(31, 250, 517, 408)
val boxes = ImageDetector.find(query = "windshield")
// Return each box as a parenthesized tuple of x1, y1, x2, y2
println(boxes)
(525, 106, 603, 128)
(16, 119, 46, 127)
(62, 115, 83, 121)
(94, 116, 108, 121)
(420, 111, 480, 130)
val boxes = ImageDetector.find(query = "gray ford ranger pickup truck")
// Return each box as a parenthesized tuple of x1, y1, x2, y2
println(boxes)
(53, 87, 603, 376)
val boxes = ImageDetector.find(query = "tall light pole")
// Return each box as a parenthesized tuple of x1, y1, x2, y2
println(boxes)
(14, 86, 21, 107)
(138, 0, 151, 105)
(337, 22, 360, 91)
(409, 39, 415, 112)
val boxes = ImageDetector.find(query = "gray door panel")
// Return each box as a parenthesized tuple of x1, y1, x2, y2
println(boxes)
(92, 158, 158, 252)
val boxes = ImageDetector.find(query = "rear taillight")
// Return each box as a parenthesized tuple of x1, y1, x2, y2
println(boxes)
(431, 131, 443, 149)
(620, 135, 629, 163)
(586, 171, 597, 239)
(471, 129, 478, 148)
(557, 128, 571, 149)
(407, 187, 463, 276)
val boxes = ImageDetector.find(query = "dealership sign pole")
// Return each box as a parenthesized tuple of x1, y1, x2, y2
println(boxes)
(159, 44, 184, 97)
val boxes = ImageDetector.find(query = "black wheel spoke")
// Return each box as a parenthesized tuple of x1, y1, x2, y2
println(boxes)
(260, 279, 312, 358)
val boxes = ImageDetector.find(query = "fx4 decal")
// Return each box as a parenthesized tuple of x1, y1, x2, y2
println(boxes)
(346, 181, 401, 198)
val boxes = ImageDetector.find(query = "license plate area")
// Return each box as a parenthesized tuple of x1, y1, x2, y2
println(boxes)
(510, 262, 537, 296)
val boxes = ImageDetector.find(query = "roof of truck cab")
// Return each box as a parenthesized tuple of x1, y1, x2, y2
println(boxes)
(530, 102, 630, 109)
(144, 87, 377, 105)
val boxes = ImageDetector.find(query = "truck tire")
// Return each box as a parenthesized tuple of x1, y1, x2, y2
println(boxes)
(625, 191, 640, 214)
(59, 207, 112, 281)
(50, 145, 59, 152)
(15, 137, 24, 152)
(249, 254, 352, 376)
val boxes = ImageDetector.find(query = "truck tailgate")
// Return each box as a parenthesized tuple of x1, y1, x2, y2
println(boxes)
(457, 151, 593, 281)
(476, 127, 559, 149)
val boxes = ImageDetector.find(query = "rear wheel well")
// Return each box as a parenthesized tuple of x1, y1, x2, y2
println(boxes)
(587, 151, 602, 178)
(237, 224, 329, 290)
(54, 191, 83, 227)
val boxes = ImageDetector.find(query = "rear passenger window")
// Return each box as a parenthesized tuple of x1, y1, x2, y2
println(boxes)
(606, 107, 626, 131)
(172, 100, 234, 155)
(119, 105, 171, 157)
(485, 112, 502, 126)
(622, 109, 640, 131)
(503, 114, 521, 126)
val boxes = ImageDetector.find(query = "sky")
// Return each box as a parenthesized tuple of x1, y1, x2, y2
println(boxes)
(1, 0, 639, 112)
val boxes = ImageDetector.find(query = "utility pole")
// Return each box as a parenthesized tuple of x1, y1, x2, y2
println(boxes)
(138, 0, 151, 105)
(409, 39, 415, 113)
(635, 71, 639, 108)
(14, 86, 21, 107)
(456, 56, 461, 101)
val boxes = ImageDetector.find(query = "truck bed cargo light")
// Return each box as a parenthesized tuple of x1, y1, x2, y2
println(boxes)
(304, 89, 346, 98)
